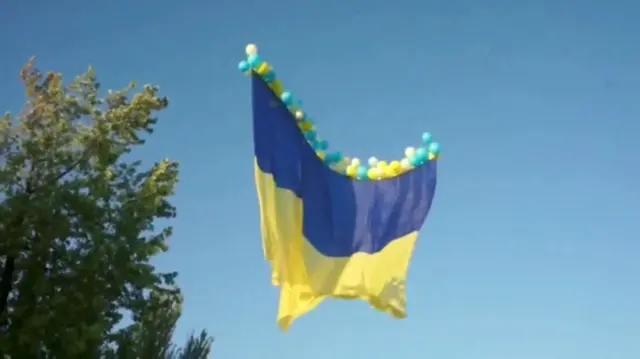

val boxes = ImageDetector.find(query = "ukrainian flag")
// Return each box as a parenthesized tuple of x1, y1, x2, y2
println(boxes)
(252, 73, 437, 331)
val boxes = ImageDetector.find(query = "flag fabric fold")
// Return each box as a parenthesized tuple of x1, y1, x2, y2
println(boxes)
(251, 73, 437, 331)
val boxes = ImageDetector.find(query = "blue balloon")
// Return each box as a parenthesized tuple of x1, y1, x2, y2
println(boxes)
(247, 54, 262, 68)
(429, 142, 441, 154)
(415, 147, 428, 161)
(238, 60, 250, 72)
(280, 92, 293, 105)
(422, 132, 433, 144)
(356, 167, 368, 180)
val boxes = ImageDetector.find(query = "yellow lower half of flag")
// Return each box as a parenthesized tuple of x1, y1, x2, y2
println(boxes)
(254, 163, 418, 331)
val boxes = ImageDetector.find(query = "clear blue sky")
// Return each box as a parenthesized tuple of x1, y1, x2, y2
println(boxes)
(1, 0, 639, 358)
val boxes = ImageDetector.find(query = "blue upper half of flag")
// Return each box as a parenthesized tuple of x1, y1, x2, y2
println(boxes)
(252, 74, 437, 258)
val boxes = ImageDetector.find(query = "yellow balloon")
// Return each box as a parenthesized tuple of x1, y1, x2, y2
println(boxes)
(368, 168, 382, 180)
(270, 81, 284, 95)
(316, 151, 326, 160)
(334, 160, 347, 172)
(294, 110, 305, 120)
(257, 63, 271, 76)
(346, 165, 357, 177)
(377, 161, 388, 169)
(383, 166, 395, 178)
(389, 160, 401, 173)
(299, 121, 313, 132)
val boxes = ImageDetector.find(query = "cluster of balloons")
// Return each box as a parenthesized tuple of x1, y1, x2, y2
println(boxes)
(238, 44, 441, 181)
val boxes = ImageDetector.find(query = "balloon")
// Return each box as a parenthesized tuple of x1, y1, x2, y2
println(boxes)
(383, 166, 395, 178)
(368, 157, 379, 167)
(270, 81, 284, 95)
(378, 161, 388, 169)
(246, 43, 259, 56)
(422, 132, 433, 144)
(390, 160, 401, 173)
(263, 71, 276, 83)
(404, 147, 415, 158)
(247, 54, 262, 68)
(316, 151, 326, 160)
(280, 92, 293, 105)
(351, 158, 361, 167)
(346, 165, 357, 177)
(317, 139, 329, 150)
(415, 147, 428, 162)
(305, 131, 317, 142)
(298, 121, 313, 132)
(429, 142, 441, 155)
(400, 158, 411, 172)
(428, 153, 438, 161)
(409, 156, 421, 167)
(326, 153, 342, 165)
(367, 168, 381, 180)
(294, 110, 305, 120)
(257, 63, 270, 76)
(238, 60, 250, 73)
(334, 160, 347, 173)
(356, 166, 368, 180)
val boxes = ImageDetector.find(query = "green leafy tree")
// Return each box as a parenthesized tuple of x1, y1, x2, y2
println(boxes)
(0, 58, 212, 358)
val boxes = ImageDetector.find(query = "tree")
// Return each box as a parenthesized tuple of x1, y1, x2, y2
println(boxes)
(104, 289, 214, 359)
(0, 58, 212, 357)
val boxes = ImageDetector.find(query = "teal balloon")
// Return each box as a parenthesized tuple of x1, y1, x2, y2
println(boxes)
(263, 71, 276, 83)
(324, 153, 337, 164)
(305, 131, 317, 142)
(409, 156, 421, 167)
(429, 142, 441, 154)
(238, 60, 250, 72)
(280, 92, 293, 105)
(247, 54, 262, 67)
(318, 139, 329, 150)
(416, 147, 428, 161)
(356, 167, 368, 180)
(422, 132, 433, 144)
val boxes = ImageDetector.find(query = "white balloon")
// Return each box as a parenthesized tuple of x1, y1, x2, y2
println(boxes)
(245, 43, 258, 56)
(404, 147, 416, 158)
(368, 157, 379, 167)
(351, 158, 361, 167)
(400, 158, 411, 169)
